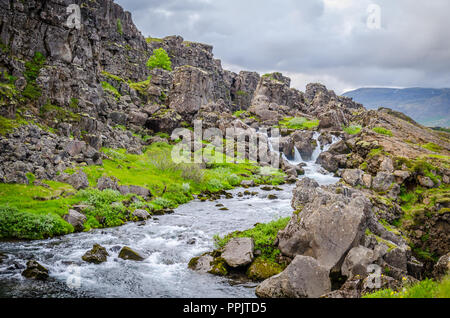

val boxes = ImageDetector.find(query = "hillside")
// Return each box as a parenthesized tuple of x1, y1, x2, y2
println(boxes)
(343, 88, 450, 128)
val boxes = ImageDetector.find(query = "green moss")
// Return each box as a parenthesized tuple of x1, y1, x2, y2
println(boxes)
(373, 127, 393, 137)
(101, 71, 125, 83)
(421, 143, 443, 153)
(213, 217, 290, 262)
(0, 115, 26, 135)
(146, 37, 163, 44)
(69, 98, 79, 109)
(233, 110, 249, 118)
(208, 257, 228, 276)
(128, 76, 152, 93)
(101, 81, 121, 99)
(236, 90, 248, 97)
(279, 117, 319, 130)
(343, 124, 362, 135)
(246, 257, 285, 281)
(23, 52, 46, 100)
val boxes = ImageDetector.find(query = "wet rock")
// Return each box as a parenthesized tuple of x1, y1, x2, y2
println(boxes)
(221, 238, 254, 268)
(63, 209, 87, 232)
(255, 255, 331, 298)
(188, 254, 214, 273)
(0, 253, 7, 264)
(268, 194, 278, 200)
(82, 244, 109, 264)
(22, 260, 49, 280)
(132, 209, 151, 221)
(118, 247, 145, 261)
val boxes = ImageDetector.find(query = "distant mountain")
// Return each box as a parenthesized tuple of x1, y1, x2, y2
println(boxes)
(343, 87, 450, 128)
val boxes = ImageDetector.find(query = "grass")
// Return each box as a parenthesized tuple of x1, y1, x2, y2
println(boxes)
(279, 117, 319, 130)
(373, 127, 393, 137)
(23, 52, 46, 100)
(213, 217, 290, 262)
(363, 275, 450, 298)
(116, 19, 123, 35)
(343, 124, 362, 135)
(101, 81, 121, 99)
(421, 143, 443, 153)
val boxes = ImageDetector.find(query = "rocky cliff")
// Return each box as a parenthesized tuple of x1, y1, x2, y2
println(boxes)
(0, 0, 449, 298)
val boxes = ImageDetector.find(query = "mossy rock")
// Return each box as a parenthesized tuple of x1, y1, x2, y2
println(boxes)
(246, 257, 284, 281)
(208, 257, 228, 276)
(118, 246, 145, 261)
(82, 244, 109, 264)
(188, 256, 200, 270)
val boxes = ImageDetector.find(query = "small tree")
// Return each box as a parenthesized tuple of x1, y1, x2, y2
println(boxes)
(146, 48, 172, 71)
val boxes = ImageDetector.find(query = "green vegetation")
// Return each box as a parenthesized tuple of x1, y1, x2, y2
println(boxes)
(233, 110, 249, 118)
(213, 217, 290, 262)
(0, 181, 79, 239)
(23, 52, 46, 100)
(69, 98, 79, 109)
(101, 81, 121, 99)
(146, 37, 163, 44)
(39, 101, 81, 122)
(0, 115, 26, 136)
(363, 275, 450, 298)
(128, 76, 152, 93)
(147, 48, 172, 71)
(116, 19, 123, 35)
(343, 124, 362, 135)
(421, 142, 443, 153)
(236, 90, 248, 97)
(279, 117, 319, 130)
(0, 206, 73, 240)
(373, 126, 393, 137)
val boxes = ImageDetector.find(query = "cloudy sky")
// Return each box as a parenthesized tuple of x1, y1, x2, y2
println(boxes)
(115, 0, 450, 94)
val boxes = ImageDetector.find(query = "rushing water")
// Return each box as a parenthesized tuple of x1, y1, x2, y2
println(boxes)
(0, 133, 339, 298)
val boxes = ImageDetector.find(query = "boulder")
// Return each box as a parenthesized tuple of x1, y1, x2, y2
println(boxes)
(255, 256, 331, 298)
(97, 177, 118, 191)
(417, 175, 435, 188)
(22, 260, 49, 280)
(67, 171, 89, 190)
(372, 172, 395, 192)
(82, 244, 109, 264)
(118, 247, 145, 261)
(341, 246, 377, 278)
(132, 209, 151, 221)
(316, 152, 338, 172)
(221, 238, 255, 268)
(128, 185, 151, 199)
(278, 184, 371, 272)
(291, 178, 319, 209)
(342, 169, 364, 187)
(63, 209, 87, 232)
(432, 252, 450, 280)
(188, 254, 215, 273)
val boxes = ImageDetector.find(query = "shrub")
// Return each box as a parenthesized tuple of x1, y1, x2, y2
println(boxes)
(373, 127, 393, 136)
(0, 206, 73, 240)
(146, 48, 172, 71)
